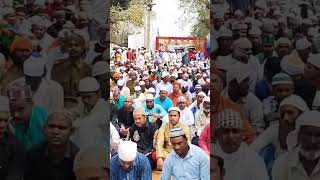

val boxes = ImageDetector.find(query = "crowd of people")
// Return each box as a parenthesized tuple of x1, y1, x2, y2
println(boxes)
(109, 46, 211, 179)
(0, 0, 109, 179)
(212, 0, 320, 180)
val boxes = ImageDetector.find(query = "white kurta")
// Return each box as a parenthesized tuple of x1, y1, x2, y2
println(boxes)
(71, 99, 108, 150)
(214, 143, 269, 180)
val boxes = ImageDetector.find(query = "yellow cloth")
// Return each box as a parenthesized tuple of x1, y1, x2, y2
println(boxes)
(156, 121, 191, 159)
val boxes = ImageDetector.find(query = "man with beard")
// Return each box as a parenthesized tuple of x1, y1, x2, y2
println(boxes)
(248, 26, 263, 55)
(154, 86, 173, 112)
(0, 36, 32, 95)
(71, 77, 108, 149)
(251, 95, 309, 175)
(273, 111, 320, 180)
(47, 10, 67, 38)
(92, 61, 109, 100)
(110, 141, 152, 180)
(24, 110, 79, 180)
(128, 107, 158, 168)
(213, 108, 269, 180)
(144, 94, 167, 127)
(160, 127, 209, 179)
(195, 96, 210, 139)
(51, 33, 91, 109)
(7, 81, 48, 149)
(30, 16, 54, 55)
(226, 67, 264, 134)
(212, 69, 255, 144)
(16, 56, 64, 114)
(263, 73, 294, 126)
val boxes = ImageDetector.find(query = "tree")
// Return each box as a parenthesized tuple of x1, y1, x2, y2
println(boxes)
(110, 0, 149, 46)
(178, 0, 210, 37)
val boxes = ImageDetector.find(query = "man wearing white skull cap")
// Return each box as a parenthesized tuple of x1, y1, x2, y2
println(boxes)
(214, 108, 269, 180)
(155, 71, 173, 96)
(71, 77, 108, 149)
(304, 53, 320, 111)
(154, 86, 173, 112)
(251, 95, 309, 173)
(273, 111, 320, 180)
(0, 96, 26, 180)
(14, 56, 64, 114)
(110, 140, 152, 179)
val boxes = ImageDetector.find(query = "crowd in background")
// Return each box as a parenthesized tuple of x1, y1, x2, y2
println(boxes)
(0, 0, 108, 179)
(212, 0, 320, 180)
(109, 46, 211, 179)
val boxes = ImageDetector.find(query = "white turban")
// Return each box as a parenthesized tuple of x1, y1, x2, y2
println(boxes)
(275, 37, 292, 47)
(118, 141, 138, 161)
(279, 95, 309, 112)
(287, 111, 320, 151)
(78, 77, 100, 92)
(296, 38, 311, 50)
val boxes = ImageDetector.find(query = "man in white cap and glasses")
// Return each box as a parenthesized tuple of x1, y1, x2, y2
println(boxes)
(160, 127, 209, 180)
(273, 111, 320, 180)
(213, 108, 269, 180)
(17, 56, 64, 114)
(144, 93, 167, 127)
(263, 72, 294, 126)
(251, 94, 309, 175)
(110, 140, 152, 180)
(71, 77, 108, 149)
(156, 107, 191, 170)
(155, 71, 173, 96)
(0, 96, 26, 180)
(154, 86, 173, 112)
(304, 53, 320, 110)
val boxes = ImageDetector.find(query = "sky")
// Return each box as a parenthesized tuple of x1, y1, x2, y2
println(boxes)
(153, 0, 193, 37)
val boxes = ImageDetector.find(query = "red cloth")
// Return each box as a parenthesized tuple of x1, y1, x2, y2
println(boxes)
(199, 123, 210, 156)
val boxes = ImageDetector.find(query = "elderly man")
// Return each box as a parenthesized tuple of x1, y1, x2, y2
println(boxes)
(160, 127, 209, 180)
(189, 91, 206, 117)
(154, 86, 173, 112)
(275, 37, 292, 60)
(251, 95, 309, 175)
(144, 94, 167, 127)
(7, 81, 48, 149)
(156, 107, 191, 170)
(74, 146, 109, 180)
(195, 96, 210, 136)
(30, 16, 54, 54)
(24, 110, 79, 180)
(71, 77, 107, 149)
(213, 108, 269, 180)
(177, 96, 194, 127)
(272, 111, 320, 180)
(117, 96, 134, 138)
(110, 141, 152, 180)
(128, 107, 158, 168)
(0, 96, 26, 180)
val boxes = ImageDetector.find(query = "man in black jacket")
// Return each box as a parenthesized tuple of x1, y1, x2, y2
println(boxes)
(128, 107, 158, 169)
